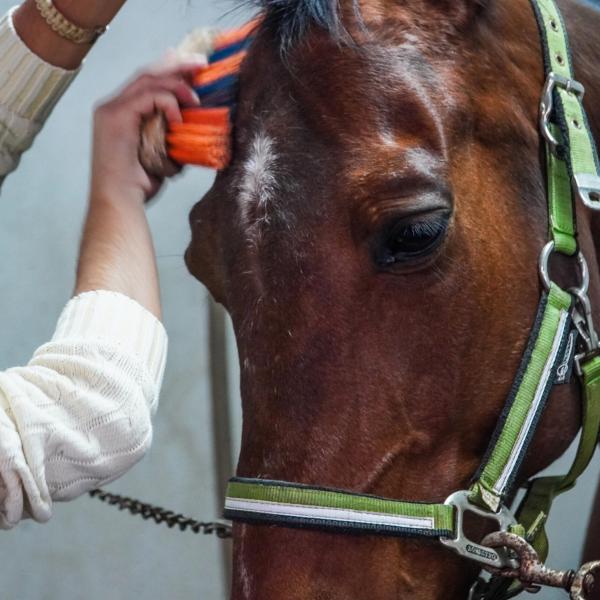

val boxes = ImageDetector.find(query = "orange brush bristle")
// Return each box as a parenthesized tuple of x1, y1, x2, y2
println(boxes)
(212, 20, 259, 51)
(180, 107, 230, 126)
(164, 21, 257, 171)
(192, 52, 247, 88)
(169, 146, 231, 170)
(139, 21, 257, 175)
(167, 120, 232, 169)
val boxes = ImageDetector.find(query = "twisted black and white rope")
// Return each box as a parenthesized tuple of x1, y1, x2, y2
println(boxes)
(89, 489, 232, 538)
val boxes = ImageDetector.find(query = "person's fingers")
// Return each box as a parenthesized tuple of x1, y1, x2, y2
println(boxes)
(119, 60, 205, 97)
(118, 74, 200, 108)
(125, 89, 184, 125)
(153, 90, 187, 123)
(91, 60, 206, 203)
(167, 79, 200, 108)
(94, 91, 181, 155)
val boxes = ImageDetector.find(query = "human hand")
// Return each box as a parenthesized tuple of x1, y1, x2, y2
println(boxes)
(90, 60, 204, 205)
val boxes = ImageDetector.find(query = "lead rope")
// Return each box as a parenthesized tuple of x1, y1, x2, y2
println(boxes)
(88, 489, 232, 539)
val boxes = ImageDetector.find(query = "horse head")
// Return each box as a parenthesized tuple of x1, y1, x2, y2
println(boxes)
(186, 0, 600, 597)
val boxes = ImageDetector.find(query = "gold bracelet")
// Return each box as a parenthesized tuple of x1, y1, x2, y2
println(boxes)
(33, 0, 108, 45)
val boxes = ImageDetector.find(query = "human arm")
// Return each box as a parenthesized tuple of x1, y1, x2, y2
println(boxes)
(13, 0, 128, 70)
(75, 62, 201, 315)
(0, 0, 127, 188)
(0, 63, 201, 528)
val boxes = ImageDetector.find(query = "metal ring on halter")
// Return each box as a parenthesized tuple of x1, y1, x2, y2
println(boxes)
(539, 240, 589, 295)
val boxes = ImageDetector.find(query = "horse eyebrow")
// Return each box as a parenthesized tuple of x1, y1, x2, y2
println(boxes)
(243, 0, 345, 47)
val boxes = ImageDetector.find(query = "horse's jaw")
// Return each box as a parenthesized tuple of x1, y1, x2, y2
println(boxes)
(231, 524, 476, 600)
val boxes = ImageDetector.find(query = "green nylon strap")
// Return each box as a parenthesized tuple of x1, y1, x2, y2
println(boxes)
(547, 127, 576, 255)
(534, 0, 598, 168)
(532, 0, 600, 254)
(470, 284, 572, 511)
(224, 478, 455, 538)
(475, 356, 600, 599)
(514, 354, 600, 562)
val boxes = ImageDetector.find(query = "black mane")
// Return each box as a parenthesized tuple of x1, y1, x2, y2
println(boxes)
(249, 0, 342, 47)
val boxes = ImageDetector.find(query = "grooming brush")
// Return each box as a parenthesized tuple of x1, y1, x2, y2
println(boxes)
(139, 21, 257, 176)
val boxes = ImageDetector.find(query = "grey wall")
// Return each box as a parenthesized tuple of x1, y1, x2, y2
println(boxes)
(0, 1, 598, 599)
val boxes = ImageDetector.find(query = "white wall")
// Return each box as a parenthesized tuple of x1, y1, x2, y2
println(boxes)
(0, 0, 598, 598)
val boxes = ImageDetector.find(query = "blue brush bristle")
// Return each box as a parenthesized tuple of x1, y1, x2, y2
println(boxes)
(195, 75, 239, 108)
(209, 38, 254, 63)
(190, 31, 254, 110)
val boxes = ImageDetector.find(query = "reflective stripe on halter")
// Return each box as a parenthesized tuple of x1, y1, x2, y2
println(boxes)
(225, 478, 454, 537)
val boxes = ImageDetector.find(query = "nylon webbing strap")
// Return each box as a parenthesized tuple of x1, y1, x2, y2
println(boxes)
(514, 354, 600, 562)
(547, 130, 576, 255)
(532, 0, 600, 239)
(472, 355, 600, 600)
(470, 285, 572, 511)
(224, 478, 455, 538)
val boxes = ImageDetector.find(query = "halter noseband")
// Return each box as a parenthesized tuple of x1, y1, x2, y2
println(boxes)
(224, 1, 600, 597)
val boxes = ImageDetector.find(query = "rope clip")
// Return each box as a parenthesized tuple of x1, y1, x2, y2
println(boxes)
(570, 287, 600, 375)
(481, 531, 600, 599)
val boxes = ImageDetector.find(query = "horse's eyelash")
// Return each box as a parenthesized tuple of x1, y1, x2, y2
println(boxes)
(397, 218, 445, 237)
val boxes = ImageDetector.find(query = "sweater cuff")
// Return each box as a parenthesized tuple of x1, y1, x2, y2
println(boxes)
(50, 291, 168, 388)
(0, 7, 80, 123)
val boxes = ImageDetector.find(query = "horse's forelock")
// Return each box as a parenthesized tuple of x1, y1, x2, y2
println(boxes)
(243, 0, 347, 48)
(243, 0, 493, 52)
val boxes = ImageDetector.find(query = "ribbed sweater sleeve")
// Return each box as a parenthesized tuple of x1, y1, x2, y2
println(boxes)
(0, 291, 168, 529)
(0, 6, 79, 189)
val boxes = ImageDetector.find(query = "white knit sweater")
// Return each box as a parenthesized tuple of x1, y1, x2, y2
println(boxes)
(0, 8, 168, 528)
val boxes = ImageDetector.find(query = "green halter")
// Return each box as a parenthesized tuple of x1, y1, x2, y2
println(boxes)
(224, 0, 600, 596)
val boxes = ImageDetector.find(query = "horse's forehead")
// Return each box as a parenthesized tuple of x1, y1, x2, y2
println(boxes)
(240, 30, 446, 124)
(230, 34, 452, 209)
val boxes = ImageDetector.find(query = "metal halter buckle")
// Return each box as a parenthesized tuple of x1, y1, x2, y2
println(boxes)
(574, 173, 600, 211)
(440, 491, 518, 570)
(540, 72, 585, 156)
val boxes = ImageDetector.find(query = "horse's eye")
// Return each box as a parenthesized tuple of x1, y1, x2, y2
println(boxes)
(375, 212, 450, 267)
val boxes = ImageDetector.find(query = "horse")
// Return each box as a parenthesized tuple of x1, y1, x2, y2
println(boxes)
(184, 0, 600, 597)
